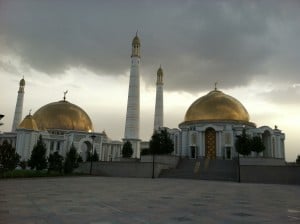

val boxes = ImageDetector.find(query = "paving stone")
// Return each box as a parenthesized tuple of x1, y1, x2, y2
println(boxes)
(0, 177, 299, 223)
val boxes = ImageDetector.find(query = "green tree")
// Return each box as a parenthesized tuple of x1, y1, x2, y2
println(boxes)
(92, 150, 99, 161)
(86, 150, 91, 162)
(0, 140, 20, 171)
(149, 129, 174, 155)
(19, 160, 27, 170)
(141, 148, 150, 155)
(250, 136, 265, 155)
(86, 149, 99, 162)
(296, 155, 300, 164)
(77, 154, 83, 163)
(48, 151, 64, 173)
(28, 135, 48, 170)
(122, 141, 133, 158)
(235, 129, 251, 156)
(64, 144, 79, 173)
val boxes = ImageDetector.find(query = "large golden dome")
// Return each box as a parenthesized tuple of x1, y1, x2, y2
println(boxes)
(184, 89, 250, 123)
(33, 100, 93, 132)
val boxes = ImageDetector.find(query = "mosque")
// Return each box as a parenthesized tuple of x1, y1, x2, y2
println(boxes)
(0, 79, 122, 162)
(0, 34, 285, 163)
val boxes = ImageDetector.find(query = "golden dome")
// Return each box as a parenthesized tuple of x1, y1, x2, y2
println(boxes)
(18, 114, 38, 131)
(33, 100, 93, 132)
(20, 78, 25, 86)
(132, 35, 140, 45)
(184, 89, 250, 123)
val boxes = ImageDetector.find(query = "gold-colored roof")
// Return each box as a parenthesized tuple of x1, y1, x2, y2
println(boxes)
(33, 100, 93, 132)
(18, 114, 38, 131)
(184, 89, 250, 123)
(132, 35, 140, 45)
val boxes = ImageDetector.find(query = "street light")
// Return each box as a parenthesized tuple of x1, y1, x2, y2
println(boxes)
(152, 149, 155, 179)
(89, 133, 96, 175)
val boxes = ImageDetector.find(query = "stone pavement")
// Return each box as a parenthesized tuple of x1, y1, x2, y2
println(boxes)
(0, 177, 299, 224)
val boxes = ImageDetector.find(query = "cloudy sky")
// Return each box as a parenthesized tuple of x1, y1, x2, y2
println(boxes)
(1, 0, 300, 161)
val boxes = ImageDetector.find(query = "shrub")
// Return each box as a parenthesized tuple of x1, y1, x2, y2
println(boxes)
(0, 140, 20, 171)
(122, 141, 133, 158)
(28, 135, 48, 170)
(48, 151, 64, 173)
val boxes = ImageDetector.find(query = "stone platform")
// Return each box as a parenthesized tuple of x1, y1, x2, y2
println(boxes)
(0, 177, 299, 223)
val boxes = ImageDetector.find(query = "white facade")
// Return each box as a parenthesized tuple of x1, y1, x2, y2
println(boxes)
(0, 129, 122, 162)
(167, 122, 285, 160)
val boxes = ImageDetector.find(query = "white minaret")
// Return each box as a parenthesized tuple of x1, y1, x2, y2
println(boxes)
(12, 77, 25, 132)
(124, 33, 141, 158)
(154, 66, 164, 131)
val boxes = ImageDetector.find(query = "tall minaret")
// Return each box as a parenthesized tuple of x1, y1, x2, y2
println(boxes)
(154, 66, 164, 131)
(12, 77, 25, 131)
(124, 33, 141, 158)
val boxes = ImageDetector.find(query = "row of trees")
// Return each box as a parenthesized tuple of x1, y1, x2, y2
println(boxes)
(0, 135, 82, 174)
(122, 129, 175, 158)
(28, 135, 86, 173)
(235, 129, 266, 156)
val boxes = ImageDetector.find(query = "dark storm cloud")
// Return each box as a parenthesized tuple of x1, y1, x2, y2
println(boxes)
(0, 0, 300, 92)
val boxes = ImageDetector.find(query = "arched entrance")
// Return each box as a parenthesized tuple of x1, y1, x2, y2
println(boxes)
(80, 141, 92, 161)
(205, 128, 216, 159)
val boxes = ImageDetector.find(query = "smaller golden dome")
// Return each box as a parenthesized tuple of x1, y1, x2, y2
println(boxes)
(18, 114, 38, 131)
(132, 35, 140, 45)
(20, 78, 25, 86)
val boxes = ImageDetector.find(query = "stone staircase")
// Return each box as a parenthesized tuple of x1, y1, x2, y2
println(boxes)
(159, 158, 239, 182)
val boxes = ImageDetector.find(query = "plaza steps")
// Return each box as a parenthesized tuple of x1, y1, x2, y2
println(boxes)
(159, 158, 239, 182)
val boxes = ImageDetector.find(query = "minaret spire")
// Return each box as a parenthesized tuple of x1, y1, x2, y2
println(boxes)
(12, 77, 25, 131)
(154, 66, 164, 131)
(124, 33, 141, 158)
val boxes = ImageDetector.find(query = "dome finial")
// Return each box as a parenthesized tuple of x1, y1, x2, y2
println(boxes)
(214, 82, 218, 91)
(29, 109, 32, 116)
(63, 90, 68, 101)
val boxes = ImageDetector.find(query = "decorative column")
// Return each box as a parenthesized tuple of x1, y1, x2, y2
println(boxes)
(124, 33, 141, 158)
(12, 77, 25, 132)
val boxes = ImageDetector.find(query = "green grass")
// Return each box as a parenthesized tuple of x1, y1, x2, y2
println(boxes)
(0, 169, 87, 178)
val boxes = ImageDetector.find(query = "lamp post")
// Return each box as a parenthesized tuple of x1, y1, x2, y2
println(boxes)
(152, 150, 155, 179)
(89, 134, 96, 175)
(237, 152, 240, 183)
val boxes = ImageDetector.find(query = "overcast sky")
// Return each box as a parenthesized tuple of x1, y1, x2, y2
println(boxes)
(1, 0, 300, 161)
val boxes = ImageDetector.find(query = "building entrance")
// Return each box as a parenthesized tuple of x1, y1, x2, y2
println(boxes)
(205, 128, 216, 159)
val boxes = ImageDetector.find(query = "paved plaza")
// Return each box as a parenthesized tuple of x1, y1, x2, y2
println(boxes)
(0, 177, 300, 224)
